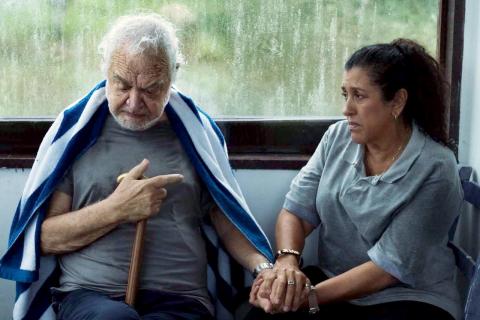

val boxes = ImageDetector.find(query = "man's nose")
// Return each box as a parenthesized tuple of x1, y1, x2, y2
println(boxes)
(125, 89, 144, 112)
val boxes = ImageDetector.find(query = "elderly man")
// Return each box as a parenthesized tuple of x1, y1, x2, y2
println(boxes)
(0, 14, 273, 320)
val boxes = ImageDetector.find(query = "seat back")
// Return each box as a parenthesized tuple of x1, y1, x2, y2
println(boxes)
(448, 166, 480, 320)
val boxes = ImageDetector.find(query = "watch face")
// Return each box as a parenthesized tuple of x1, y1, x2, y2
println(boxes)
(253, 262, 273, 277)
(309, 307, 320, 314)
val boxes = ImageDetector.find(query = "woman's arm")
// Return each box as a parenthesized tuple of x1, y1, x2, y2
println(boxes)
(313, 261, 398, 304)
(254, 130, 331, 313)
(276, 208, 316, 258)
(261, 210, 398, 312)
(258, 209, 315, 312)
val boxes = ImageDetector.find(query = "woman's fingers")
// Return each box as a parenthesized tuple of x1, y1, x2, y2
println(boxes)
(270, 268, 287, 308)
(292, 271, 308, 311)
(268, 267, 311, 312)
(253, 266, 312, 314)
(282, 269, 297, 312)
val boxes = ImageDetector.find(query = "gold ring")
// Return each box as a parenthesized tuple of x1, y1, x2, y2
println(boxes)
(287, 280, 295, 286)
(116, 173, 148, 183)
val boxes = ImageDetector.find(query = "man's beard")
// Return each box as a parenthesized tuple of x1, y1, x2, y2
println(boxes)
(111, 112, 162, 131)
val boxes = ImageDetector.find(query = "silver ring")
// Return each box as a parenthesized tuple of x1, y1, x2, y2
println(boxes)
(287, 280, 295, 286)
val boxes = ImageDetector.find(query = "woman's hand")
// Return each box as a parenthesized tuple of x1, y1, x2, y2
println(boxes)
(258, 255, 310, 313)
(250, 208, 315, 313)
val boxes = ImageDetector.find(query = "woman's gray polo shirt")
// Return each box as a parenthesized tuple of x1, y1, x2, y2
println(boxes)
(284, 120, 463, 319)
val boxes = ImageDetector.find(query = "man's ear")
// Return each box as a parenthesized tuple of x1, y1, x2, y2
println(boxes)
(175, 62, 180, 71)
(392, 88, 408, 118)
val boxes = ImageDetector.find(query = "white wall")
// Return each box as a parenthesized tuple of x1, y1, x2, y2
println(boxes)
(459, 0, 480, 172)
(456, 0, 480, 258)
(0, 169, 29, 317)
(235, 169, 320, 266)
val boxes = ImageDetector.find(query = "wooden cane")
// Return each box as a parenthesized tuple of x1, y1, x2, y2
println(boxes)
(116, 173, 147, 307)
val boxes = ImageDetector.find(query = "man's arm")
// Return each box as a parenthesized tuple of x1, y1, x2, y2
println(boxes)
(210, 206, 280, 312)
(41, 191, 123, 254)
(41, 159, 183, 255)
(209, 206, 269, 273)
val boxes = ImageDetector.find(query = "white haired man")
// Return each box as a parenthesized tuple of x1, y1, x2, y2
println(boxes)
(0, 14, 273, 320)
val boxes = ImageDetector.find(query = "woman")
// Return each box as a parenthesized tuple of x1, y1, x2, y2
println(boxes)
(248, 39, 463, 320)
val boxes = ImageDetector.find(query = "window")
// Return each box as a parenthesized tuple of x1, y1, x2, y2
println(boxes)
(0, 0, 465, 169)
(1, 0, 439, 117)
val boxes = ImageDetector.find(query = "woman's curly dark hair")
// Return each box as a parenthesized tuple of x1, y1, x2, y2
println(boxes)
(345, 38, 449, 146)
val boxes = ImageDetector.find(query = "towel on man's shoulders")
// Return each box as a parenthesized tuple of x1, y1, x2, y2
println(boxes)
(0, 80, 273, 320)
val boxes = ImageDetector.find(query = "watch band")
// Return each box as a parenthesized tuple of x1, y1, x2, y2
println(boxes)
(306, 284, 320, 314)
(252, 262, 274, 278)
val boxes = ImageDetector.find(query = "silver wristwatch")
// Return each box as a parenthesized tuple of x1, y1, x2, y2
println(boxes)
(306, 284, 320, 314)
(252, 262, 274, 278)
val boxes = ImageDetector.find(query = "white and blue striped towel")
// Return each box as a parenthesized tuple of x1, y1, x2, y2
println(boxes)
(0, 80, 273, 320)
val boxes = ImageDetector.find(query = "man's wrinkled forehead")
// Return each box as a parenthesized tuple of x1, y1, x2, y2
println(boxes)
(108, 48, 171, 81)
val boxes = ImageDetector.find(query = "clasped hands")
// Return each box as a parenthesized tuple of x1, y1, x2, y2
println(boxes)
(249, 258, 313, 314)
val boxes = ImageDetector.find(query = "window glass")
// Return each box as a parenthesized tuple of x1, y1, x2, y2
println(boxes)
(0, 0, 438, 118)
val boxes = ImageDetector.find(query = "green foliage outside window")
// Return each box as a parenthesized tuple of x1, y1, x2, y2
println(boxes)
(0, 0, 438, 117)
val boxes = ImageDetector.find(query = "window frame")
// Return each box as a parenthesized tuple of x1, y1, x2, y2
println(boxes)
(0, 0, 464, 170)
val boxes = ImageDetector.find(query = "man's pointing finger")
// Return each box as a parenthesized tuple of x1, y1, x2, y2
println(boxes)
(148, 174, 184, 187)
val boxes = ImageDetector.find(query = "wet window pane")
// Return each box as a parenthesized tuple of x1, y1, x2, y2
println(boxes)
(0, 0, 439, 118)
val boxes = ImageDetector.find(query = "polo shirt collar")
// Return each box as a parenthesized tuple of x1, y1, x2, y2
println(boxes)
(342, 122, 426, 184)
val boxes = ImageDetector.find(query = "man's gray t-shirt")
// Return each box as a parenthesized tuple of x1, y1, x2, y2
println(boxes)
(284, 120, 463, 319)
(55, 114, 214, 313)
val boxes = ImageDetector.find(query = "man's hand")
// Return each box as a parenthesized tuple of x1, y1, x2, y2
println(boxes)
(41, 159, 183, 254)
(108, 159, 183, 223)
(249, 276, 277, 313)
